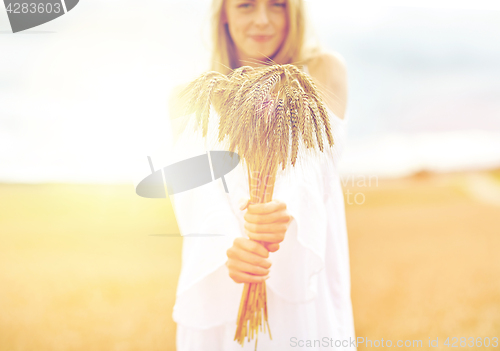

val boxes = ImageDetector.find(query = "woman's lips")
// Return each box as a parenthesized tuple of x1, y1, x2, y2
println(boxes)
(250, 35, 273, 42)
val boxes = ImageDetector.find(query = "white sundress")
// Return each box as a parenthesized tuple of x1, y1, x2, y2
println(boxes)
(167, 66, 357, 351)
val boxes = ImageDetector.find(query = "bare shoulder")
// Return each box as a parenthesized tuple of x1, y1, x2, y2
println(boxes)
(307, 51, 347, 73)
(306, 51, 348, 120)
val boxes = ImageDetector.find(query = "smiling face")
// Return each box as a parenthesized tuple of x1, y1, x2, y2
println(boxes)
(224, 0, 288, 66)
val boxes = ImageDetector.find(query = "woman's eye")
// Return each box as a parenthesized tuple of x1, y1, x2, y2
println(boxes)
(273, 2, 286, 7)
(238, 3, 253, 9)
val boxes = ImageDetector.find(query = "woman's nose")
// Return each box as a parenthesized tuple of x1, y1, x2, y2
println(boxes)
(254, 4, 270, 26)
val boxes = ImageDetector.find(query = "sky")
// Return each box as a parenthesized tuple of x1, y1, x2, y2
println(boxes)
(0, 0, 499, 183)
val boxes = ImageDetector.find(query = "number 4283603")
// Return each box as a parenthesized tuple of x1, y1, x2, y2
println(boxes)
(443, 337, 498, 347)
(6, 3, 62, 14)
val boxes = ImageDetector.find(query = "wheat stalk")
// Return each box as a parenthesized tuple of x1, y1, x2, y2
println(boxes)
(171, 63, 335, 351)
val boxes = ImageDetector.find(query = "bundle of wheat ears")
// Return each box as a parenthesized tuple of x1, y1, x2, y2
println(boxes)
(171, 63, 335, 350)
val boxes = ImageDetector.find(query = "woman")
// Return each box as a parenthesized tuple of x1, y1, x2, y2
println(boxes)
(169, 0, 355, 350)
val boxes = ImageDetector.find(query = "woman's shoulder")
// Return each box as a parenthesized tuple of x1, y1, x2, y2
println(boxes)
(304, 50, 348, 120)
(306, 50, 347, 72)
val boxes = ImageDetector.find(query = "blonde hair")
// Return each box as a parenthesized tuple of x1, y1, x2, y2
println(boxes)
(210, 0, 322, 75)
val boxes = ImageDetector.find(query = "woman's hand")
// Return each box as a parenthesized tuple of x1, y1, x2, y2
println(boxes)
(240, 198, 293, 253)
(226, 237, 272, 284)
(225, 199, 293, 284)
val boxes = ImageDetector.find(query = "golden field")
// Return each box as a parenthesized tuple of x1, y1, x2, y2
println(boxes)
(1, 169, 499, 350)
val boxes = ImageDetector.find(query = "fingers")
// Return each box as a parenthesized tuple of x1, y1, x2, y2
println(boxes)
(240, 199, 292, 226)
(234, 237, 269, 258)
(265, 243, 280, 253)
(244, 210, 291, 225)
(228, 270, 270, 284)
(227, 240, 272, 268)
(239, 198, 249, 211)
(241, 200, 291, 245)
(245, 229, 285, 244)
(229, 198, 291, 285)
(246, 199, 286, 215)
(226, 258, 270, 276)
(244, 221, 290, 234)
(226, 237, 273, 284)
